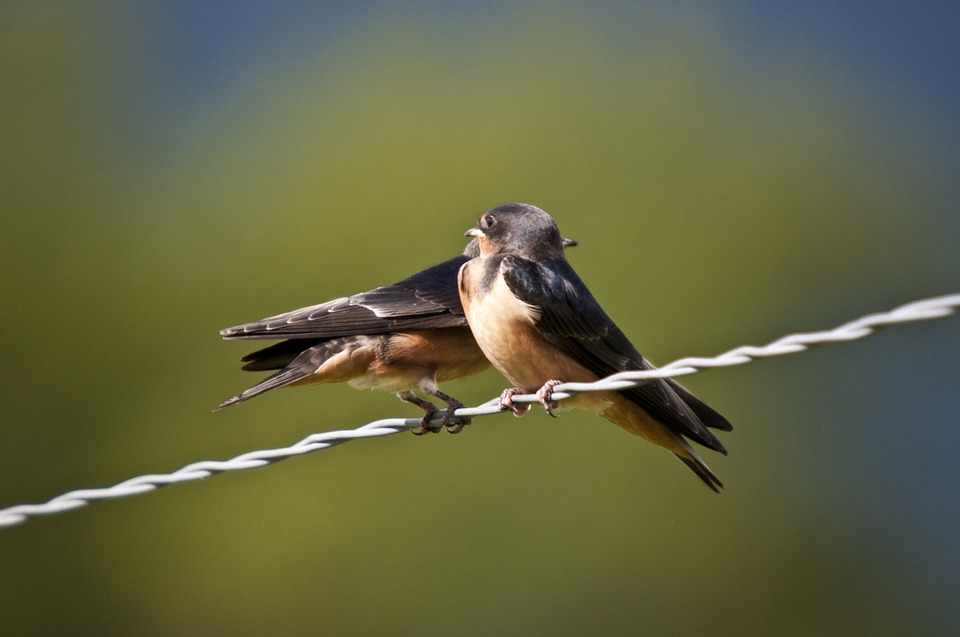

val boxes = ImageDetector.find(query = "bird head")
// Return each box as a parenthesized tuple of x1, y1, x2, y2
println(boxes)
(464, 203, 570, 258)
(463, 230, 576, 258)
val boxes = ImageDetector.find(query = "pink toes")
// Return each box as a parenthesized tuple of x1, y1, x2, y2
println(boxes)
(499, 387, 530, 417)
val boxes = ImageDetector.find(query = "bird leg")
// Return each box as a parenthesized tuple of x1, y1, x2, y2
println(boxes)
(499, 387, 530, 418)
(535, 380, 564, 417)
(422, 386, 471, 434)
(397, 391, 442, 435)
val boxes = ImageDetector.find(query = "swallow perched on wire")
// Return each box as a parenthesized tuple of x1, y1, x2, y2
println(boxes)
(218, 236, 577, 434)
(458, 203, 732, 490)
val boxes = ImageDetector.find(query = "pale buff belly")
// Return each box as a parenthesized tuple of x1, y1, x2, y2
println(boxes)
(461, 263, 613, 412)
(292, 328, 488, 393)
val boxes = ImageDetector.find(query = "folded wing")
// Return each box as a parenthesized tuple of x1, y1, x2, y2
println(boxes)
(500, 255, 730, 454)
(220, 255, 470, 340)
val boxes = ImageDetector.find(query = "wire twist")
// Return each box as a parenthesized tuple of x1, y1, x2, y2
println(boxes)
(2, 292, 957, 529)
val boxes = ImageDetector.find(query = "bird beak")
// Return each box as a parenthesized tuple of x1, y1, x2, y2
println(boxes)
(465, 227, 484, 238)
(562, 236, 578, 248)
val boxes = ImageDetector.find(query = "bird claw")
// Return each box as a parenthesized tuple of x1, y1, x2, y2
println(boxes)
(536, 380, 563, 417)
(499, 387, 530, 417)
(411, 403, 470, 435)
(410, 407, 442, 435)
(444, 418, 469, 434)
(440, 400, 470, 434)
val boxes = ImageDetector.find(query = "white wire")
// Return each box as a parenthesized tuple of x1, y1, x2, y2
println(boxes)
(1, 292, 957, 529)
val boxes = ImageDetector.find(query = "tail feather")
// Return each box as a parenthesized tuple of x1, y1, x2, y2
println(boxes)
(666, 379, 734, 432)
(217, 336, 371, 411)
(215, 367, 313, 410)
(677, 453, 724, 493)
(600, 395, 726, 492)
(240, 338, 322, 371)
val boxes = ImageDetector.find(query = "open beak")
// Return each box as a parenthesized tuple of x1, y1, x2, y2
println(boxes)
(561, 236, 578, 248)
(465, 228, 484, 238)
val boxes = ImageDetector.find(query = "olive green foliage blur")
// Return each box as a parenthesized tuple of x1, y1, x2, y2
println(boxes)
(2, 4, 956, 637)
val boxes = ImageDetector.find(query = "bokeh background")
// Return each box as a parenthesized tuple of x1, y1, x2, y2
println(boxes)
(2, 2, 959, 635)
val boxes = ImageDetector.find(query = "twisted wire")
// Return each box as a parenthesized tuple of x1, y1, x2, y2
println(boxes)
(2, 292, 957, 529)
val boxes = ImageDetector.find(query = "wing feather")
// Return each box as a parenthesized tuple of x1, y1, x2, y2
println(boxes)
(500, 255, 727, 453)
(220, 255, 470, 340)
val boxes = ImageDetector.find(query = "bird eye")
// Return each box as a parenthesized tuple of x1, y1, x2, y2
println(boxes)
(481, 214, 497, 229)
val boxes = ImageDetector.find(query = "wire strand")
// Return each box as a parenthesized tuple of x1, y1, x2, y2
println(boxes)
(2, 292, 957, 529)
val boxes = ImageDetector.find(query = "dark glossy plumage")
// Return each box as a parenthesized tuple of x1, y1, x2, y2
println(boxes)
(499, 254, 731, 454)
(220, 255, 470, 342)
(460, 202, 731, 489)
(217, 249, 485, 413)
(219, 234, 575, 414)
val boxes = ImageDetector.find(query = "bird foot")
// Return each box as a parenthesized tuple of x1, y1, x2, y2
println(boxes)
(535, 380, 563, 417)
(499, 387, 530, 417)
(440, 399, 470, 434)
(410, 405, 443, 435)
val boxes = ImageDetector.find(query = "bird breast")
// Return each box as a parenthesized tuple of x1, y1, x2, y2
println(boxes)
(459, 258, 596, 393)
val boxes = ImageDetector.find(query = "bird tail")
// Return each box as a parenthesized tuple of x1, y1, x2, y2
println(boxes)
(600, 394, 725, 492)
(239, 338, 323, 371)
(666, 379, 733, 431)
(676, 451, 724, 493)
(215, 367, 313, 411)
(216, 337, 364, 410)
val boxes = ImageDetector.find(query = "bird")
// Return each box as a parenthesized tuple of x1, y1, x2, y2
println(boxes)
(457, 203, 733, 490)
(218, 235, 578, 434)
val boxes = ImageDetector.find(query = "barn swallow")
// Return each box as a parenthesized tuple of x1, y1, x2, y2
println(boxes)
(219, 236, 577, 434)
(458, 203, 732, 490)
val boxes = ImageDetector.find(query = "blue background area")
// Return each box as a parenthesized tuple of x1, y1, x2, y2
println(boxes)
(140, 2, 960, 196)
(153, 3, 960, 119)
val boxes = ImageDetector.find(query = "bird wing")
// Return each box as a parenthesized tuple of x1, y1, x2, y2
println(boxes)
(220, 255, 470, 340)
(500, 255, 727, 453)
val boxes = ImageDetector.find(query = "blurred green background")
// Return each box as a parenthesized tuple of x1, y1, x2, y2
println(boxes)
(2, 2, 959, 636)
